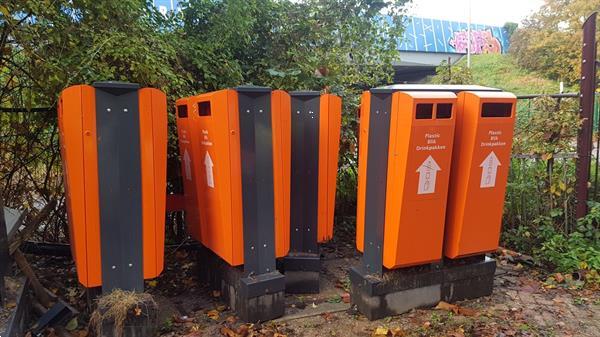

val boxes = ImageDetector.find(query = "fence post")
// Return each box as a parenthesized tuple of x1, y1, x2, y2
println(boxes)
(575, 12, 597, 219)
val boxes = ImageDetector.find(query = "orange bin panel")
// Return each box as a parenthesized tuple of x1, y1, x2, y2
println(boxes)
(58, 83, 167, 289)
(318, 94, 342, 243)
(444, 91, 517, 259)
(357, 91, 457, 269)
(175, 87, 290, 267)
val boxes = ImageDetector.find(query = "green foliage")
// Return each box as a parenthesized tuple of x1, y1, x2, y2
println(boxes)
(429, 60, 473, 85)
(0, 0, 410, 240)
(537, 231, 600, 274)
(512, 96, 581, 155)
(428, 54, 565, 95)
(510, 0, 600, 87)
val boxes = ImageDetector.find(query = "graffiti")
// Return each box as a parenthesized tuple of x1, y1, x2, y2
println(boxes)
(449, 29, 502, 54)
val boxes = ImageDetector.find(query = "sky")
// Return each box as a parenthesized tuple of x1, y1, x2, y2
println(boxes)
(405, 0, 545, 26)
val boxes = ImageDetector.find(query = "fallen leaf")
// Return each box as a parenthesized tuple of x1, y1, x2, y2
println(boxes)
(207, 309, 220, 320)
(458, 307, 478, 317)
(134, 307, 142, 316)
(216, 305, 227, 311)
(321, 312, 334, 321)
(311, 302, 317, 308)
(423, 321, 431, 328)
(341, 292, 351, 303)
(65, 317, 78, 331)
(147, 280, 158, 287)
(274, 333, 287, 337)
(390, 328, 405, 336)
(435, 301, 459, 313)
(72, 330, 88, 337)
(212, 290, 221, 297)
(236, 324, 250, 335)
(554, 273, 565, 283)
(372, 327, 389, 336)
(225, 315, 237, 324)
(220, 326, 239, 337)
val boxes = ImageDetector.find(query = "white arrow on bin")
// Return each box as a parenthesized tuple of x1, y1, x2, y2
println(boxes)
(480, 151, 501, 188)
(183, 149, 192, 181)
(416, 155, 441, 195)
(204, 151, 214, 188)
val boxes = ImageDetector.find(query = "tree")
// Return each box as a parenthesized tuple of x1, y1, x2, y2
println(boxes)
(510, 0, 600, 86)
(0, 0, 410, 240)
(503, 22, 518, 39)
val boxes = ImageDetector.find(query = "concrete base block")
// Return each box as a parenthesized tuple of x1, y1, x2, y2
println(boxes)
(441, 255, 496, 302)
(201, 247, 285, 322)
(349, 264, 443, 320)
(281, 254, 320, 294)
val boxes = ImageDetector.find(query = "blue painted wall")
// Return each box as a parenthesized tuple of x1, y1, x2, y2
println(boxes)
(150, 3, 509, 55)
(398, 16, 510, 54)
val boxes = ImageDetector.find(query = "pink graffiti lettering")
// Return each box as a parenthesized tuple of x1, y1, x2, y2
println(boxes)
(449, 29, 502, 54)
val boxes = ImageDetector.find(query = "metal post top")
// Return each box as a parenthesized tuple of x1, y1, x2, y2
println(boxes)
(235, 85, 272, 93)
(289, 91, 321, 97)
(93, 81, 140, 95)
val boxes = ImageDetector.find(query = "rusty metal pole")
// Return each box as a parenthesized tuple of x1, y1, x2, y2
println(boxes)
(575, 12, 598, 219)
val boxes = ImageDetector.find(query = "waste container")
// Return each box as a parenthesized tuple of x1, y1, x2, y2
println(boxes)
(175, 87, 290, 270)
(58, 82, 167, 291)
(444, 91, 517, 258)
(356, 90, 457, 273)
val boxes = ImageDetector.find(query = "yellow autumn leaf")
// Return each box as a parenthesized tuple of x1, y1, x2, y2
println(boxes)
(206, 309, 220, 320)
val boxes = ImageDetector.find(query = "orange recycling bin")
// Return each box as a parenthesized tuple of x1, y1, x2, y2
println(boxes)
(356, 90, 457, 273)
(444, 91, 517, 259)
(175, 87, 290, 272)
(286, 92, 341, 254)
(58, 82, 167, 291)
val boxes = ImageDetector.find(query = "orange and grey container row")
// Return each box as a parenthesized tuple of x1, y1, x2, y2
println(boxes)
(356, 86, 516, 273)
(58, 83, 341, 291)
(174, 87, 341, 274)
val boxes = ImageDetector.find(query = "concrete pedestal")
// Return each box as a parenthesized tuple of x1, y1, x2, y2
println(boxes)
(349, 264, 443, 320)
(441, 255, 496, 302)
(201, 246, 285, 322)
(281, 253, 320, 294)
(350, 255, 497, 320)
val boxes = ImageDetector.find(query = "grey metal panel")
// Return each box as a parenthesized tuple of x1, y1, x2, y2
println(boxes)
(237, 89, 277, 276)
(362, 93, 392, 275)
(289, 93, 320, 254)
(94, 83, 144, 292)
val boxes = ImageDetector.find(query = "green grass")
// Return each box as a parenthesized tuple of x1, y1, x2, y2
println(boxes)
(455, 54, 568, 95)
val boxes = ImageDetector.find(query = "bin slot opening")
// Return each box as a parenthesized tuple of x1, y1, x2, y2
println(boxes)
(415, 104, 433, 119)
(198, 101, 211, 116)
(177, 105, 188, 118)
(481, 103, 512, 118)
(436, 104, 452, 119)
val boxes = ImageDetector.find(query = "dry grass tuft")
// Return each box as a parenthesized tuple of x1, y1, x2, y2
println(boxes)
(89, 289, 156, 337)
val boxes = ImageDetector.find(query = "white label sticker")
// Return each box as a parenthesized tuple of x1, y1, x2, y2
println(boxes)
(480, 151, 501, 188)
(416, 155, 441, 194)
(204, 151, 214, 188)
